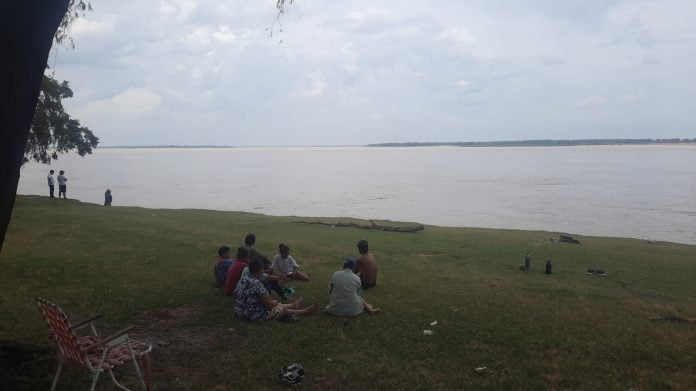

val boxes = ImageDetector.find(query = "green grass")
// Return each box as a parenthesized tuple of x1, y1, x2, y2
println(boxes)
(1, 195, 695, 390)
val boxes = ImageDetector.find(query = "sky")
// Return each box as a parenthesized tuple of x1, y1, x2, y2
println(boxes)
(51, 0, 696, 146)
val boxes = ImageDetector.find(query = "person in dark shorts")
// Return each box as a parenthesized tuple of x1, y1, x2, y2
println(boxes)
(355, 239, 377, 289)
(57, 170, 67, 199)
(47, 170, 55, 198)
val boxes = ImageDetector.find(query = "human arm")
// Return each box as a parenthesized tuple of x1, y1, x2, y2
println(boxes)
(291, 256, 300, 271)
(354, 259, 363, 276)
(265, 273, 281, 282)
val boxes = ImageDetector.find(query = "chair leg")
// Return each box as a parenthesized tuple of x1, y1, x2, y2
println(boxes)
(108, 369, 132, 391)
(89, 370, 102, 391)
(142, 353, 151, 391)
(129, 352, 146, 391)
(50, 356, 63, 391)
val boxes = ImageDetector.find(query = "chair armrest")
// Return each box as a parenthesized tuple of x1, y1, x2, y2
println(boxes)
(70, 314, 104, 330)
(81, 325, 134, 352)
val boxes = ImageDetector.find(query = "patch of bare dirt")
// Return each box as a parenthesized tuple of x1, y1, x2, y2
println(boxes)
(135, 304, 230, 354)
(123, 305, 240, 390)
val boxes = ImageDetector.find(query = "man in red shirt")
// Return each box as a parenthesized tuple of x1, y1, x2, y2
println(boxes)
(224, 247, 250, 296)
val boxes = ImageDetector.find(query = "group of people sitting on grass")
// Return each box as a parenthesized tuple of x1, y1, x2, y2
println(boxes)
(213, 233, 379, 322)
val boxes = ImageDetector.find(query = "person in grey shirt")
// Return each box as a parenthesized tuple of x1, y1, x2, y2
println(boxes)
(324, 257, 380, 316)
(47, 170, 55, 198)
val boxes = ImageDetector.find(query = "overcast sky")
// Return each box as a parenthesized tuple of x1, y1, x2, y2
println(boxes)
(52, 0, 696, 146)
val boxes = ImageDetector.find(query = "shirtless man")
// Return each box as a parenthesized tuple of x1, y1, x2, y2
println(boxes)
(355, 239, 377, 289)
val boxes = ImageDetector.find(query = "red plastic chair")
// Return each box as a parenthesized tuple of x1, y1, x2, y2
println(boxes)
(37, 298, 152, 391)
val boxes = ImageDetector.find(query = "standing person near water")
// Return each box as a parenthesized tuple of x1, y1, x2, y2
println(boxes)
(57, 170, 67, 199)
(47, 170, 55, 198)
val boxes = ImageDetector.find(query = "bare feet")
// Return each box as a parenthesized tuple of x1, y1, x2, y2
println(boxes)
(286, 297, 303, 308)
(366, 307, 381, 314)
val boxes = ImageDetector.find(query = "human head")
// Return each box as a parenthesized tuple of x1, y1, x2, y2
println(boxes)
(105, 189, 111, 194)
(49, 170, 54, 174)
(343, 256, 356, 270)
(248, 258, 264, 275)
(236, 246, 250, 260)
(244, 233, 256, 246)
(279, 243, 290, 257)
(218, 245, 231, 258)
(357, 240, 369, 254)
(59, 170, 65, 175)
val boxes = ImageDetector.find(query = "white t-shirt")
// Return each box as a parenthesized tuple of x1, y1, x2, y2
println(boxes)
(271, 254, 299, 276)
(57, 175, 67, 186)
(47, 175, 55, 186)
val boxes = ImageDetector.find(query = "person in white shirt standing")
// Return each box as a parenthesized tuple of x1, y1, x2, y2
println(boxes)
(57, 170, 67, 199)
(47, 170, 55, 198)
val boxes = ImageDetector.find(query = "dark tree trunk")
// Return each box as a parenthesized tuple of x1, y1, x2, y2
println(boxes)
(0, 0, 69, 251)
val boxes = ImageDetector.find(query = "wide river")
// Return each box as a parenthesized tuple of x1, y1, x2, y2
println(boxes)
(17, 146, 696, 244)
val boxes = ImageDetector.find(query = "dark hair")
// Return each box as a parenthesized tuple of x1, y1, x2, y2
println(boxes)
(50, 170, 54, 174)
(236, 246, 250, 260)
(244, 233, 256, 246)
(59, 170, 65, 174)
(357, 239, 369, 253)
(248, 258, 264, 274)
(218, 246, 231, 257)
(279, 243, 290, 253)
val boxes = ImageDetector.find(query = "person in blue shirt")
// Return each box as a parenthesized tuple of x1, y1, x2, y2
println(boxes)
(213, 246, 233, 287)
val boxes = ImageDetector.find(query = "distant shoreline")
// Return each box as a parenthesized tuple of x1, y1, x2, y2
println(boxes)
(367, 138, 696, 148)
(99, 138, 695, 149)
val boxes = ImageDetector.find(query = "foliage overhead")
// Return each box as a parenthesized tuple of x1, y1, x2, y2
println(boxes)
(25, 74, 99, 165)
(55, 0, 92, 49)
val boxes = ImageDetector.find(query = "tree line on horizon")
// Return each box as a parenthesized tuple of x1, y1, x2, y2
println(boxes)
(368, 138, 696, 147)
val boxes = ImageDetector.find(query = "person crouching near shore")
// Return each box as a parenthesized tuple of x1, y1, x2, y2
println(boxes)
(325, 257, 380, 317)
(234, 258, 316, 321)
(272, 244, 310, 282)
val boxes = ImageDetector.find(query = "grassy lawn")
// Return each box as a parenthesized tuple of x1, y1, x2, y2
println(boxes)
(1, 195, 695, 390)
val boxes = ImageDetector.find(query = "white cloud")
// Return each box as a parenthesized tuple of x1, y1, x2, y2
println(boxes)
(309, 78, 326, 96)
(79, 88, 162, 116)
(158, 0, 197, 21)
(111, 88, 162, 113)
(580, 96, 609, 108)
(54, 0, 696, 145)
(213, 25, 237, 43)
(455, 80, 471, 88)
(439, 27, 479, 48)
(184, 26, 212, 45)
(71, 18, 114, 36)
(615, 92, 646, 103)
